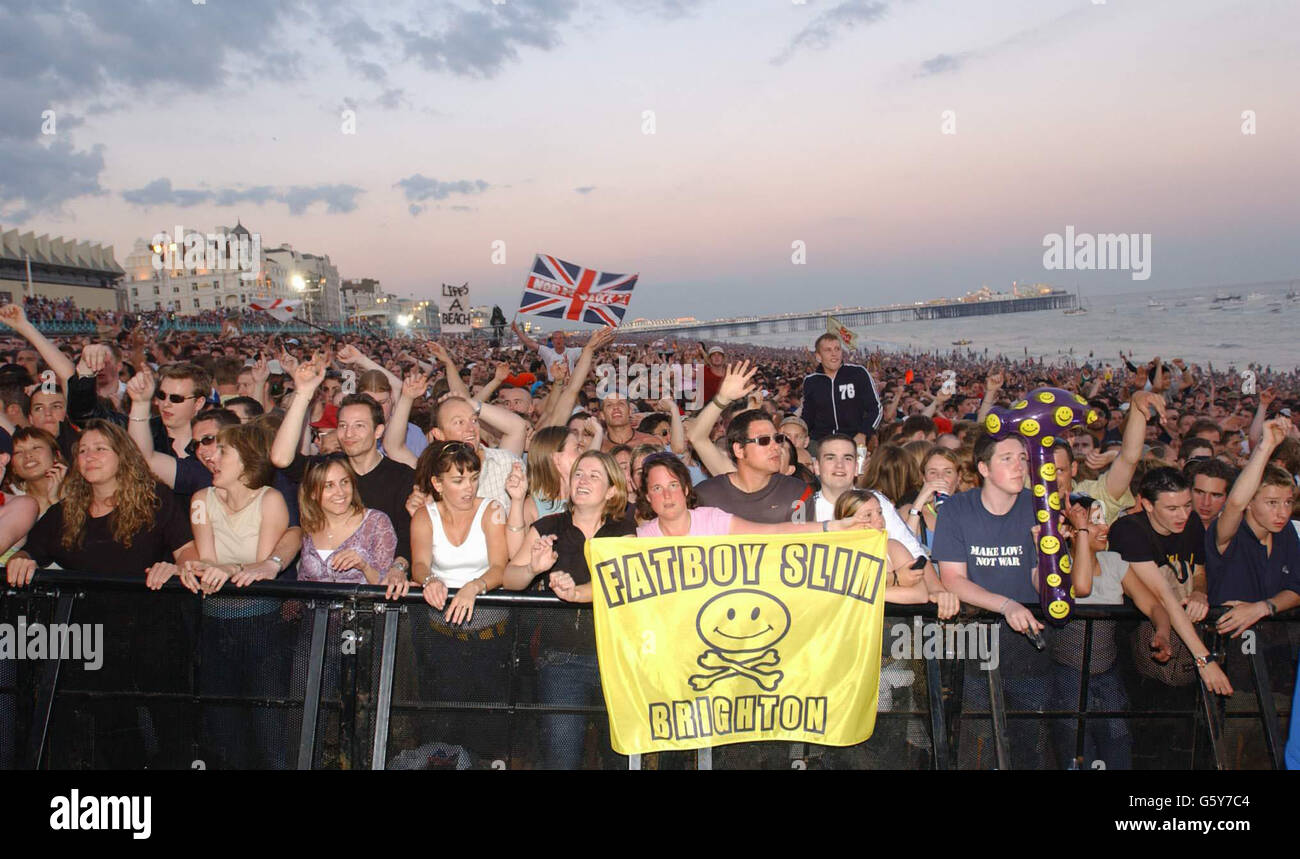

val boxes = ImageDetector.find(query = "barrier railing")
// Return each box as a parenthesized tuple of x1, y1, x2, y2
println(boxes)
(1, 571, 1294, 770)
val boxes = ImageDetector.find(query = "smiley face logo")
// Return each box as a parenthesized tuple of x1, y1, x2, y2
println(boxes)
(1048, 491, 1061, 510)
(1037, 391, 1056, 404)
(1034, 483, 1046, 498)
(1041, 435, 1055, 448)
(1059, 553, 1072, 574)
(1074, 394, 1088, 406)
(1040, 462, 1057, 481)
(696, 589, 790, 654)
(1012, 399, 1028, 410)
(1039, 534, 1061, 555)
(1046, 573, 1062, 588)
(1036, 509, 1049, 523)
(1048, 600, 1070, 620)
(1087, 409, 1099, 425)
(690, 589, 791, 692)
(1054, 406, 1075, 427)
(1069, 585, 1076, 599)
(985, 414, 1002, 434)
(1019, 418, 1040, 437)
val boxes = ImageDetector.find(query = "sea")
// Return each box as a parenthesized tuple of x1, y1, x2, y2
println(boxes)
(713, 282, 1300, 372)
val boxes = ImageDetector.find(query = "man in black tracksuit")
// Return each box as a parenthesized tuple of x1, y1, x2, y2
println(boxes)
(800, 333, 881, 443)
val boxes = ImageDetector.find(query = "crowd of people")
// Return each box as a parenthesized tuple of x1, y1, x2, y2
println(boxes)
(0, 297, 1297, 769)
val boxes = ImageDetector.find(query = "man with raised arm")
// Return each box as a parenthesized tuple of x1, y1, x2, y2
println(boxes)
(511, 322, 582, 381)
(271, 357, 412, 590)
(1208, 418, 1300, 637)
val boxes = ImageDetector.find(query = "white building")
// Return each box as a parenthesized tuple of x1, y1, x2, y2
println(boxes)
(265, 244, 342, 324)
(123, 222, 293, 315)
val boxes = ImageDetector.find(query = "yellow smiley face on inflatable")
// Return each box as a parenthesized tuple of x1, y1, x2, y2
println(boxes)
(1039, 534, 1061, 555)
(1048, 600, 1070, 620)
(1046, 573, 1062, 588)
(1012, 400, 1028, 410)
(1037, 391, 1056, 404)
(1059, 554, 1072, 574)
(1034, 484, 1046, 498)
(1048, 491, 1061, 510)
(985, 414, 1002, 434)
(1037, 509, 1049, 523)
(1054, 406, 1074, 426)
(1042, 435, 1055, 448)
(1040, 462, 1057, 481)
(1074, 394, 1088, 406)
(1019, 419, 1040, 437)
(1087, 409, 1099, 425)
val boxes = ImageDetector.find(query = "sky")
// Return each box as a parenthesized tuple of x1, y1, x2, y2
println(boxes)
(1, 0, 1297, 324)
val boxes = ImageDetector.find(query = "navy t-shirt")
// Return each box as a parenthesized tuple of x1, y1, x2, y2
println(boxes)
(1206, 518, 1300, 604)
(931, 488, 1039, 603)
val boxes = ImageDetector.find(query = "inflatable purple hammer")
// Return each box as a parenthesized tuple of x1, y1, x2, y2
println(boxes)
(983, 386, 1097, 626)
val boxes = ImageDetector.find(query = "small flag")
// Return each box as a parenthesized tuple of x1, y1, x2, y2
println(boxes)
(826, 315, 858, 350)
(249, 298, 301, 323)
(518, 254, 638, 328)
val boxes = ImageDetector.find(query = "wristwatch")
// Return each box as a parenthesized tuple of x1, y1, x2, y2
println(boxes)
(1194, 653, 1217, 669)
(908, 508, 922, 517)
(472, 399, 483, 415)
(268, 555, 284, 574)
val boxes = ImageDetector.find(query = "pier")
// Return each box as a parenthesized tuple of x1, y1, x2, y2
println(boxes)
(618, 291, 1077, 339)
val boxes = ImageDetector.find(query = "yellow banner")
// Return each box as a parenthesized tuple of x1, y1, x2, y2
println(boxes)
(586, 529, 888, 755)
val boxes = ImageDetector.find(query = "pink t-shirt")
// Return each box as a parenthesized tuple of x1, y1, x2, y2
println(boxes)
(636, 505, 734, 538)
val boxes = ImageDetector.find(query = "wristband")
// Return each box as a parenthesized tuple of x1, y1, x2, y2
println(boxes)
(908, 508, 921, 517)
(1266, 599, 1278, 616)
(508, 524, 526, 533)
(711, 395, 731, 409)
(129, 416, 151, 423)
(997, 598, 1010, 615)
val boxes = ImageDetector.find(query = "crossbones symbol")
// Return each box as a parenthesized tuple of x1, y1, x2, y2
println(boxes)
(688, 648, 783, 692)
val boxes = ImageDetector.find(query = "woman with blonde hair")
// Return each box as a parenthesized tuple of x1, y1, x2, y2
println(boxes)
(903, 446, 965, 554)
(503, 450, 634, 768)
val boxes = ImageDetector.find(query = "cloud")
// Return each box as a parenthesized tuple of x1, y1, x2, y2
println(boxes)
(772, 0, 889, 66)
(0, 137, 106, 222)
(120, 178, 363, 215)
(395, 0, 578, 78)
(916, 53, 966, 77)
(619, 0, 709, 18)
(396, 174, 489, 201)
(376, 88, 409, 109)
(575, 186, 596, 194)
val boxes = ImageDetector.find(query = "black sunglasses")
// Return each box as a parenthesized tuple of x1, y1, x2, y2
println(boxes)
(196, 434, 218, 447)
(155, 390, 201, 404)
(743, 433, 787, 447)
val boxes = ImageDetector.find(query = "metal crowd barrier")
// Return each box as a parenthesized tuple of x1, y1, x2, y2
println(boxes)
(1, 571, 1294, 770)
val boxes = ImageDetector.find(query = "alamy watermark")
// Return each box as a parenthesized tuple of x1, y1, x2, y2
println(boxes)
(595, 356, 705, 410)
(888, 616, 999, 670)
(150, 224, 262, 280)
(0, 615, 103, 670)
(1042, 225, 1151, 281)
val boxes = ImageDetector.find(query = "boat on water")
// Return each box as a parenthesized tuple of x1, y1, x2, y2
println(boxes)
(1147, 299, 1166, 310)
(1288, 289, 1299, 302)
(1063, 307, 1087, 316)
(951, 338, 972, 346)
(1213, 293, 1244, 304)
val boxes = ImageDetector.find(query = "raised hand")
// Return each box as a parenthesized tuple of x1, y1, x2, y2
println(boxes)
(1261, 416, 1290, 450)
(251, 354, 270, 384)
(493, 362, 510, 384)
(126, 368, 156, 404)
(401, 366, 430, 401)
(985, 369, 1004, 394)
(505, 461, 526, 503)
(77, 343, 112, 377)
(0, 303, 28, 328)
(530, 534, 558, 575)
(718, 360, 757, 403)
(335, 343, 363, 366)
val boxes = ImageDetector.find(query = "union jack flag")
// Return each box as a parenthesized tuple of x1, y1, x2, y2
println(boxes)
(517, 254, 638, 328)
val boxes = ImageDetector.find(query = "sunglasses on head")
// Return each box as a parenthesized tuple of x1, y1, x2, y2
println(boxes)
(155, 390, 200, 404)
(743, 433, 787, 447)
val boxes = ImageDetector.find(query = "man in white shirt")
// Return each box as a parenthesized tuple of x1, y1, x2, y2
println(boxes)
(512, 322, 582, 381)
(810, 433, 926, 557)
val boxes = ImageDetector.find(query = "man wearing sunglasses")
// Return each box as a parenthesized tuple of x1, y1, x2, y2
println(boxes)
(70, 347, 212, 461)
(691, 410, 812, 525)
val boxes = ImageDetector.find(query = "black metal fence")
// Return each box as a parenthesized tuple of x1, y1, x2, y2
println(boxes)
(1, 571, 1295, 769)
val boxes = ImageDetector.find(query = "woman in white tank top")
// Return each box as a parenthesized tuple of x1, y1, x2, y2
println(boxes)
(413, 441, 507, 624)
